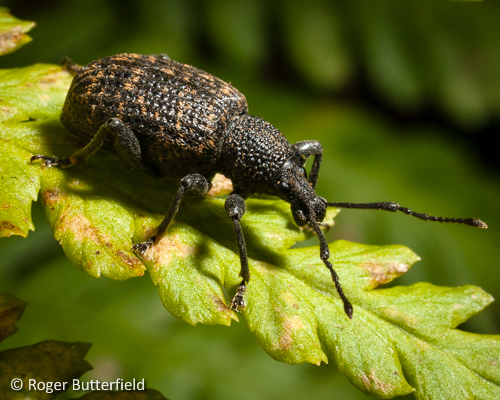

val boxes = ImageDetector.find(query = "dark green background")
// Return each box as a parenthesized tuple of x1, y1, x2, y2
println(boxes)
(1, 1, 499, 399)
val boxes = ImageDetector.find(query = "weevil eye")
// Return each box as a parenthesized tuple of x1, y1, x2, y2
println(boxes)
(314, 196, 328, 222)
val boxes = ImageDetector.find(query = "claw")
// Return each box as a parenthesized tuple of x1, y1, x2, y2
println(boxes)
(30, 154, 71, 167)
(230, 281, 247, 311)
(132, 237, 155, 255)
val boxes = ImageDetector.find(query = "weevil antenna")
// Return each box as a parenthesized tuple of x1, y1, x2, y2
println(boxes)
(327, 201, 487, 229)
(309, 217, 353, 318)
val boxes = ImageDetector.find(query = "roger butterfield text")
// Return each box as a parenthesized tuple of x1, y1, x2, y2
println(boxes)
(11, 378, 145, 393)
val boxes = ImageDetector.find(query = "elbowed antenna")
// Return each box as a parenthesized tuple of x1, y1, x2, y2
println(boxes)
(327, 201, 488, 229)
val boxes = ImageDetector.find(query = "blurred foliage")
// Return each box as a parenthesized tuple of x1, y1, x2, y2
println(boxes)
(0, 294, 169, 399)
(1, 1, 499, 399)
(0, 7, 35, 55)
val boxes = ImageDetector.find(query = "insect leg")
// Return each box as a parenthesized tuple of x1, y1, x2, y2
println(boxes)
(310, 218, 353, 318)
(61, 57, 81, 76)
(132, 174, 210, 254)
(225, 194, 250, 311)
(291, 140, 323, 189)
(31, 118, 143, 169)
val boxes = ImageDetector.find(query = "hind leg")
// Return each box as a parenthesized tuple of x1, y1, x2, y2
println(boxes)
(61, 57, 81, 75)
(31, 118, 147, 171)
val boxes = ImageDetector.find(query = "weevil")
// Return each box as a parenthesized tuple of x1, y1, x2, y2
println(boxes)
(31, 54, 488, 318)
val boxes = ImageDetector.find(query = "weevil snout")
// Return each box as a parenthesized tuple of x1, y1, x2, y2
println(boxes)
(291, 194, 328, 227)
(276, 160, 328, 226)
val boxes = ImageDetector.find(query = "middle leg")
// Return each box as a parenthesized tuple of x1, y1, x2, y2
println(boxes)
(133, 173, 211, 254)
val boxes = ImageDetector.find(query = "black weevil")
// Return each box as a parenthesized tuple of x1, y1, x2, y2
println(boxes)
(31, 53, 488, 318)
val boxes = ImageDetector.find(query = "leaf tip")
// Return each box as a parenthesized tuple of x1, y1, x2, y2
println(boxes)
(0, 219, 29, 238)
(361, 261, 412, 287)
(0, 8, 36, 56)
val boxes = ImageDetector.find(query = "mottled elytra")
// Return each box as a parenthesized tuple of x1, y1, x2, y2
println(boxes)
(31, 54, 488, 319)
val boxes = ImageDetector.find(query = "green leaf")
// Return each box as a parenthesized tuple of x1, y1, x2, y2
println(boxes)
(0, 294, 27, 343)
(0, 64, 73, 123)
(0, 8, 35, 56)
(2, 63, 500, 399)
(0, 340, 92, 399)
(0, 64, 72, 238)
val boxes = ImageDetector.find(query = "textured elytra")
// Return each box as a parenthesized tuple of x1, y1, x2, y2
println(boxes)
(62, 54, 248, 178)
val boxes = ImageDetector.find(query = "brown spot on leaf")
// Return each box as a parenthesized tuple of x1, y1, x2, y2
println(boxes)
(279, 315, 304, 350)
(1, 203, 10, 209)
(207, 173, 233, 197)
(361, 374, 370, 389)
(0, 220, 23, 236)
(265, 232, 281, 240)
(57, 212, 117, 256)
(360, 370, 396, 394)
(0, 25, 29, 55)
(42, 188, 63, 209)
(211, 294, 231, 312)
(143, 233, 196, 266)
(40, 75, 58, 85)
(115, 249, 143, 272)
(279, 332, 293, 350)
(383, 306, 418, 328)
(361, 262, 410, 286)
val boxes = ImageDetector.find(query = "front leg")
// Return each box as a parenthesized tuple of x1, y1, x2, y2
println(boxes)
(309, 218, 353, 319)
(132, 174, 211, 254)
(291, 140, 323, 189)
(225, 194, 250, 311)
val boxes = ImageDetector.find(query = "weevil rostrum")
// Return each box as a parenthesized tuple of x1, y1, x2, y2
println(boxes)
(31, 53, 488, 318)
